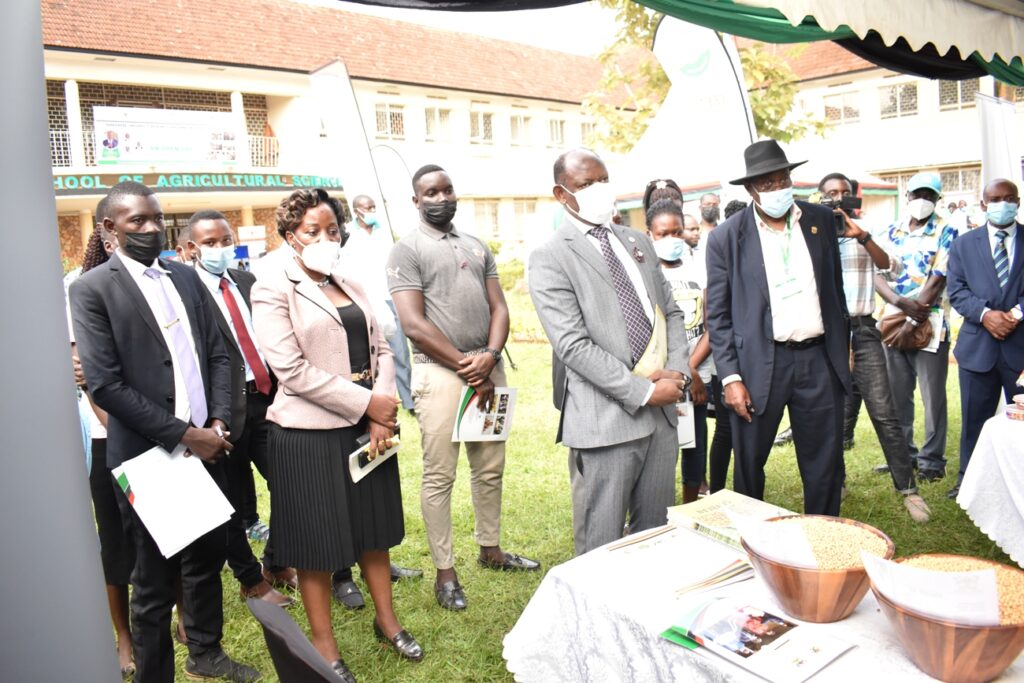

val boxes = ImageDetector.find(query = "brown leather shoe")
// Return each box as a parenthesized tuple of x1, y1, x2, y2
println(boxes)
(262, 567, 298, 592)
(241, 579, 294, 607)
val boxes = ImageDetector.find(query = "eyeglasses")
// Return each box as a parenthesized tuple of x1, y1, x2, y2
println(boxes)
(751, 175, 793, 193)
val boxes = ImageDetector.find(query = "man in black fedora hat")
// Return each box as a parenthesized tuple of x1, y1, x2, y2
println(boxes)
(704, 139, 851, 515)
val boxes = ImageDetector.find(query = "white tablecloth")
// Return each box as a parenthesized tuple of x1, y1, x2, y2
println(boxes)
(959, 414, 1024, 567)
(502, 526, 1024, 682)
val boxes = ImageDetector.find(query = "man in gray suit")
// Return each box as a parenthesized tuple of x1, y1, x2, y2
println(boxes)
(529, 148, 690, 554)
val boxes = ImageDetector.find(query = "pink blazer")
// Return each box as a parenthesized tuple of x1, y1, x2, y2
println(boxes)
(250, 258, 396, 430)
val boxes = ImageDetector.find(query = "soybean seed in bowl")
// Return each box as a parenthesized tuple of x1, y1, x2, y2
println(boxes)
(901, 555, 1024, 625)
(770, 516, 889, 570)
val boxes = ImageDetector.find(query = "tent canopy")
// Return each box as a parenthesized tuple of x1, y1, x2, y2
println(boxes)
(345, 0, 1024, 84)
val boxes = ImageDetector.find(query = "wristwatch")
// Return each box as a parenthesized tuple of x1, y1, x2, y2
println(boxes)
(856, 233, 872, 246)
(484, 347, 502, 363)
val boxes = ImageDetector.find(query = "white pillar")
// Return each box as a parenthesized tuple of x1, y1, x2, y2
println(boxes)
(230, 91, 250, 168)
(64, 79, 87, 168)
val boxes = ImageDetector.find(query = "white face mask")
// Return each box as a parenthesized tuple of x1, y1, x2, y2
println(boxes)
(908, 198, 936, 221)
(297, 239, 341, 276)
(562, 181, 617, 226)
(653, 236, 685, 262)
(755, 187, 795, 219)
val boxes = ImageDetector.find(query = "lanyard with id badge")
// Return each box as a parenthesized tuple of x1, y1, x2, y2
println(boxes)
(773, 215, 803, 301)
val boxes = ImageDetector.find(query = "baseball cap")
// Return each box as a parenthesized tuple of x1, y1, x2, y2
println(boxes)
(907, 172, 941, 194)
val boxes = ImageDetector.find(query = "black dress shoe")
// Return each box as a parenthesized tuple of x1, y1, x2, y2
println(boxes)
(332, 579, 365, 610)
(390, 563, 424, 582)
(478, 552, 541, 572)
(374, 621, 424, 661)
(184, 649, 261, 682)
(435, 580, 467, 610)
(773, 427, 793, 447)
(918, 469, 946, 482)
(331, 659, 357, 683)
(947, 484, 961, 499)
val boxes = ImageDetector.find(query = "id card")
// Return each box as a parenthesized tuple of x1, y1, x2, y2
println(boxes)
(774, 277, 802, 300)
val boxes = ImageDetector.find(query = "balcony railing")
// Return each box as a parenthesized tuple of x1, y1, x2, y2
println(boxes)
(249, 136, 279, 167)
(50, 130, 281, 169)
(50, 130, 72, 167)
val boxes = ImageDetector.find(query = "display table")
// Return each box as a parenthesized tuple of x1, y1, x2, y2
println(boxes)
(958, 413, 1024, 568)
(502, 526, 1024, 682)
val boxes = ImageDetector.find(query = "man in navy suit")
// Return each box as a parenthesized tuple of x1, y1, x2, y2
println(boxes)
(947, 178, 1024, 499)
(71, 182, 260, 682)
(705, 140, 851, 516)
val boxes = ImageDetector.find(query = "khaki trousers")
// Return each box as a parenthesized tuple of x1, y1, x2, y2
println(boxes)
(412, 361, 506, 570)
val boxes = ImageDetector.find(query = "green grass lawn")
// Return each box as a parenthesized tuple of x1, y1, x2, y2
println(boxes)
(170, 290, 1007, 681)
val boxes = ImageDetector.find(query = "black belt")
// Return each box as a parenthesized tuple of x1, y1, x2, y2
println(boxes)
(775, 335, 825, 350)
(245, 380, 271, 395)
(850, 315, 877, 326)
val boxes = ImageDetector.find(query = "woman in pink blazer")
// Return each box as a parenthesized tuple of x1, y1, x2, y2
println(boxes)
(251, 189, 422, 680)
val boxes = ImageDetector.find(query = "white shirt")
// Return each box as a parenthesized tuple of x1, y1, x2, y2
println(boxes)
(339, 222, 397, 337)
(195, 266, 267, 383)
(119, 251, 200, 424)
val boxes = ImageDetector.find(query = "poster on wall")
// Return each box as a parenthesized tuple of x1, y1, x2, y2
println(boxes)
(93, 106, 240, 166)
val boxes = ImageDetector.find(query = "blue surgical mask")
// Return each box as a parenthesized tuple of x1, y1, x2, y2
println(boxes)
(653, 236, 685, 262)
(360, 211, 379, 228)
(197, 244, 235, 275)
(986, 201, 1019, 227)
(756, 187, 794, 219)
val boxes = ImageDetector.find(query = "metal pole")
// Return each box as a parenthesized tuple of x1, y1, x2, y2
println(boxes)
(0, 3, 120, 680)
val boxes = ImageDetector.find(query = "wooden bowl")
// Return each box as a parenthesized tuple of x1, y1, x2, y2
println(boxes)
(871, 554, 1024, 683)
(740, 515, 894, 623)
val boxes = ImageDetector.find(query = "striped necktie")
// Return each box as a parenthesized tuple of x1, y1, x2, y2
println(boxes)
(994, 230, 1010, 289)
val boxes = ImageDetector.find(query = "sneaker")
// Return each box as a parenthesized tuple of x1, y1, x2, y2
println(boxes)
(246, 521, 270, 543)
(185, 649, 261, 682)
(903, 494, 931, 524)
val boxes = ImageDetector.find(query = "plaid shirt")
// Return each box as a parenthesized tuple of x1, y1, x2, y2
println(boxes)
(837, 238, 878, 317)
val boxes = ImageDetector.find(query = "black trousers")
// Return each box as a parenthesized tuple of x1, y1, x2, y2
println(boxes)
(730, 343, 845, 516)
(958, 357, 1020, 481)
(224, 389, 283, 588)
(89, 439, 135, 585)
(116, 461, 228, 683)
(707, 376, 734, 492)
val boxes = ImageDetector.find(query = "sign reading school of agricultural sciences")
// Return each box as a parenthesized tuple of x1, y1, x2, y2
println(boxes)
(93, 106, 239, 166)
(52, 172, 346, 195)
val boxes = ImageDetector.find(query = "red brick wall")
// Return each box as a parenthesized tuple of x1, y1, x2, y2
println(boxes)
(58, 214, 85, 271)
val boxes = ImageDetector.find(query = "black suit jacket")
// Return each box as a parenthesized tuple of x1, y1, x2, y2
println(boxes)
(70, 253, 232, 467)
(705, 201, 851, 413)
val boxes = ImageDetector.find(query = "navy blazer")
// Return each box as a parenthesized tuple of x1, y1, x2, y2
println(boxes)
(70, 253, 232, 467)
(947, 222, 1024, 373)
(704, 201, 851, 412)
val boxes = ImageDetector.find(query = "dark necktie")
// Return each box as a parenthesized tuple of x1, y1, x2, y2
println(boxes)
(219, 277, 272, 395)
(589, 225, 653, 363)
(994, 229, 1010, 289)
(143, 268, 208, 426)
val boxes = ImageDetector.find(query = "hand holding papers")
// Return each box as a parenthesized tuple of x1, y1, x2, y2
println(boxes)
(451, 386, 516, 442)
(348, 432, 401, 484)
(112, 445, 234, 558)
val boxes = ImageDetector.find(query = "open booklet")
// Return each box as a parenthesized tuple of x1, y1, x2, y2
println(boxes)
(662, 597, 854, 683)
(112, 445, 234, 558)
(667, 489, 793, 550)
(348, 431, 401, 484)
(451, 386, 516, 442)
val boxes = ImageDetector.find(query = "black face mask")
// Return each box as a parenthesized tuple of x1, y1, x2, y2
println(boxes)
(422, 200, 458, 227)
(122, 231, 167, 264)
(701, 206, 720, 223)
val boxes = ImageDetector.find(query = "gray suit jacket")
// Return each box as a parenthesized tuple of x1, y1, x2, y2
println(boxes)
(529, 220, 689, 449)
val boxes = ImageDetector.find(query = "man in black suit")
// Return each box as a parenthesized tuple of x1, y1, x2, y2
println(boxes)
(177, 210, 295, 608)
(705, 141, 851, 516)
(70, 182, 260, 682)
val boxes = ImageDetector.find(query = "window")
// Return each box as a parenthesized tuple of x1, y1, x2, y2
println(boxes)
(878, 172, 917, 198)
(1016, 86, 1024, 102)
(548, 118, 565, 147)
(512, 200, 536, 242)
(374, 103, 404, 139)
(469, 111, 493, 144)
(581, 121, 596, 145)
(939, 79, 980, 110)
(939, 166, 981, 194)
(424, 107, 450, 142)
(823, 92, 859, 124)
(510, 114, 531, 146)
(474, 200, 500, 238)
(879, 83, 918, 119)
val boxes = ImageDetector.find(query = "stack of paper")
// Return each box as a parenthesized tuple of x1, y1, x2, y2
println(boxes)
(667, 490, 793, 549)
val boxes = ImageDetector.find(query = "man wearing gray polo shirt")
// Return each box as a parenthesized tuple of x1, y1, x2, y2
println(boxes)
(388, 164, 539, 612)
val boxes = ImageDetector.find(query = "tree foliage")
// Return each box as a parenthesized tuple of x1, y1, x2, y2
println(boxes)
(584, 1, 826, 151)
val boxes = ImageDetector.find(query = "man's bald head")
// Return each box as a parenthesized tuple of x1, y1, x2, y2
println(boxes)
(553, 148, 604, 187)
(983, 178, 1019, 203)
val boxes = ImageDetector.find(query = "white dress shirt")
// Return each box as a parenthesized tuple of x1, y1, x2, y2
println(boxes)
(119, 251, 200, 424)
(196, 266, 267, 383)
(981, 221, 1020, 322)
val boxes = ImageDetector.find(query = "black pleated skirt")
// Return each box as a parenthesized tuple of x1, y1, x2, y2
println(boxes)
(267, 421, 404, 571)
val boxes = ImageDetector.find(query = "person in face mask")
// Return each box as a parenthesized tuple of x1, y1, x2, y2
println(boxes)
(947, 178, 1024, 500)
(529, 149, 690, 555)
(249, 189, 417, 677)
(176, 210, 298, 610)
(387, 165, 539, 613)
(704, 139, 851, 517)
(873, 171, 958, 489)
(647, 200, 714, 504)
(699, 193, 721, 234)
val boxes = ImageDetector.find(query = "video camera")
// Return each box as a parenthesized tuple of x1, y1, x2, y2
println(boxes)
(812, 192, 862, 234)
